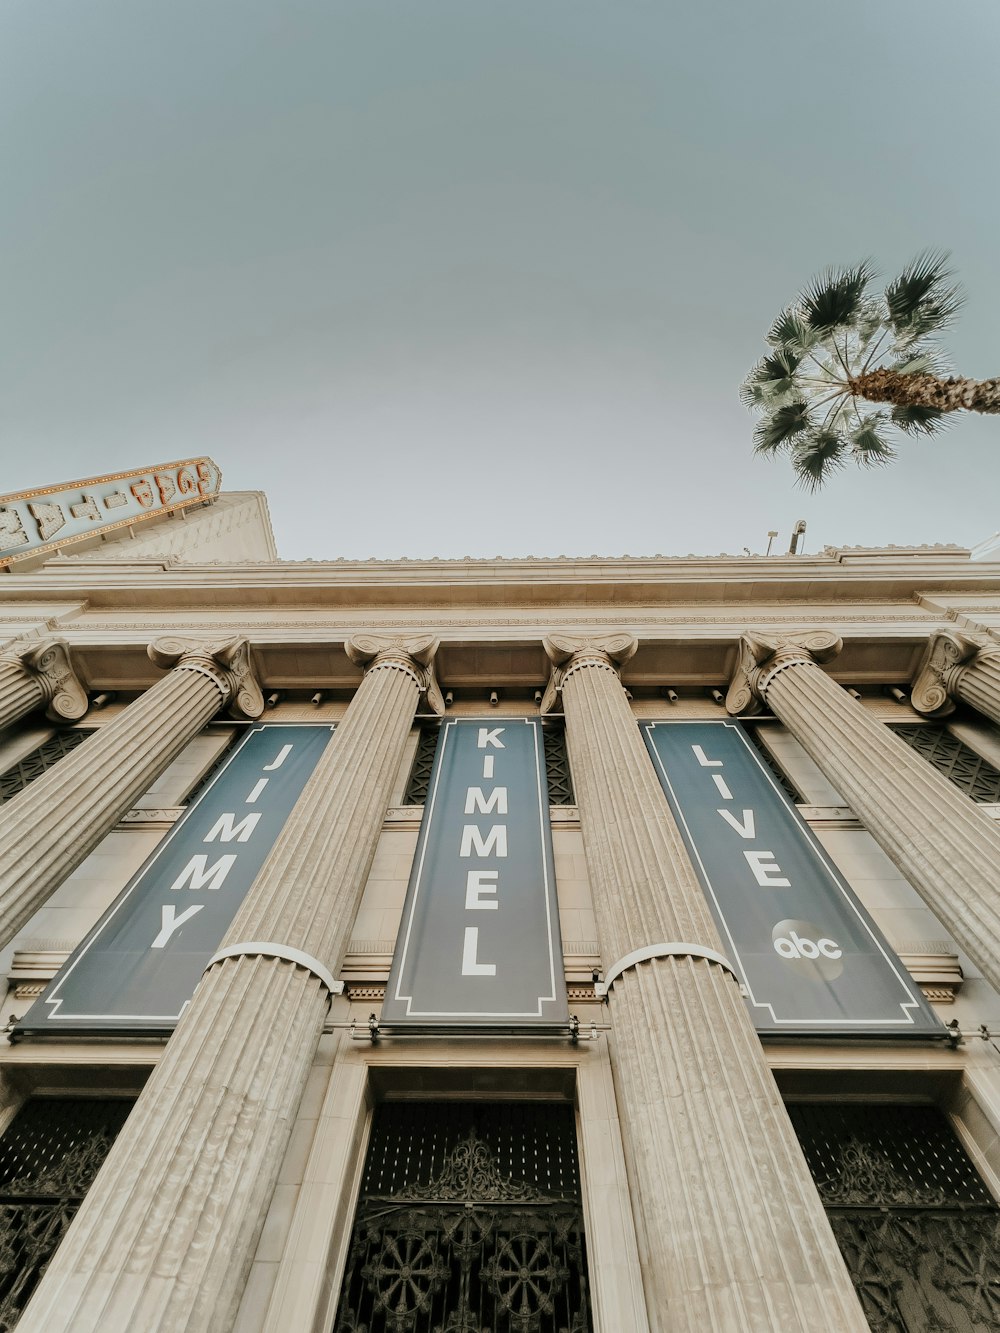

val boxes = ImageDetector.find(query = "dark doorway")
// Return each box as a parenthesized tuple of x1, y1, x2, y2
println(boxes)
(790, 1102, 1000, 1332)
(0, 1096, 133, 1330)
(333, 1100, 592, 1333)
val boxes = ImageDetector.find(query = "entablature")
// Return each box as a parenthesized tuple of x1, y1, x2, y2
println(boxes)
(1, 548, 998, 614)
(54, 628, 936, 693)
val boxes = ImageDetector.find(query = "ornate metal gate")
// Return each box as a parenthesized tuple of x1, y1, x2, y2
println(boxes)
(789, 1102, 1000, 1332)
(0, 1096, 133, 1330)
(333, 1102, 592, 1333)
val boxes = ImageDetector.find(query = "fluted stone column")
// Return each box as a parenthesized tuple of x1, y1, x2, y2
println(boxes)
(0, 635, 262, 950)
(543, 634, 867, 1333)
(19, 632, 441, 1333)
(0, 638, 88, 730)
(728, 629, 1000, 994)
(911, 629, 1000, 728)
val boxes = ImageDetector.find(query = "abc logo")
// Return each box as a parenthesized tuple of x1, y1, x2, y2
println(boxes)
(771, 919, 844, 981)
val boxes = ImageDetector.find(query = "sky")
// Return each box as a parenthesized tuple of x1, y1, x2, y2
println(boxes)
(2, 0, 998, 561)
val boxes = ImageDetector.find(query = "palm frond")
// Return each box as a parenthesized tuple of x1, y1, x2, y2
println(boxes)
(753, 402, 811, 455)
(886, 350, 935, 375)
(799, 260, 876, 334)
(890, 404, 947, 437)
(742, 251, 969, 488)
(790, 427, 846, 489)
(850, 414, 896, 466)
(884, 343, 950, 378)
(885, 250, 964, 341)
(855, 298, 885, 347)
(739, 350, 805, 407)
(765, 307, 818, 354)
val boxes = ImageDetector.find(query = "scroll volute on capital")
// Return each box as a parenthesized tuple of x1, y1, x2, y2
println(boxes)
(540, 632, 638, 714)
(17, 639, 90, 722)
(910, 630, 987, 718)
(345, 633, 444, 714)
(726, 630, 843, 716)
(147, 635, 264, 720)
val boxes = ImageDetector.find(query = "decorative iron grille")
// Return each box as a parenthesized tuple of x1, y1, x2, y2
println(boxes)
(0, 1097, 133, 1330)
(334, 1101, 592, 1333)
(403, 726, 575, 807)
(789, 1102, 1000, 1332)
(541, 727, 574, 806)
(744, 725, 804, 804)
(0, 730, 93, 806)
(892, 724, 1000, 804)
(403, 725, 441, 806)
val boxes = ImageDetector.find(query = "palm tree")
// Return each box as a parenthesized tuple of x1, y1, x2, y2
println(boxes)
(741, 252, 999, 487)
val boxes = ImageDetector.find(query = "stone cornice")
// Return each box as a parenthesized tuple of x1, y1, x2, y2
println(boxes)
(1, 550, 998, 614)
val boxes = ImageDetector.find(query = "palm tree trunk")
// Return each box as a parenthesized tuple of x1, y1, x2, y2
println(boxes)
(852, 367, 1000, 413)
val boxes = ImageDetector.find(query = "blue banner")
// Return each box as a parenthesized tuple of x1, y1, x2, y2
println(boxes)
(383, 719, 567, 1027)
(641, 720, 941, 1037)
(17, 724, 335, 1036)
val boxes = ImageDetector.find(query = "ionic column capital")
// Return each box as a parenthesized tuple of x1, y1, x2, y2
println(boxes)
(147, 636, 264, 720)
(540, 632, 637, 714)
(0, 639, 89, 722)
(726, 629, 842, 716)
(345, 632, 444, 714)
(910, 630, 995, 718)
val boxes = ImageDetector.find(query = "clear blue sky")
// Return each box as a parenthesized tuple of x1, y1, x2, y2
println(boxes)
(2, 1, 997, 559)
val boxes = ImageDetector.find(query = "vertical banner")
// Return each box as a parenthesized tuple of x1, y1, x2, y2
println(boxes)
(16, 724, 335, 1037)
(641, 720, 941, 1037)
(383, 719, 567, 1026)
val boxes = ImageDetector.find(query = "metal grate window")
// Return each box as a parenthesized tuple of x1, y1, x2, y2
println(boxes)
(0, 1097, 133, 1329)
(403, 725, 575, 807)
(892, 723, 1000, 804)
(542, 725, 574, 806)
(334, 1101, 592, 1333)
(403, 725, 441, 805)
(0, 730, 93, 806)
(744, 725, 804, 804)
(789, 1102, 1000, 1332)
(361, 1102, 582, 1201)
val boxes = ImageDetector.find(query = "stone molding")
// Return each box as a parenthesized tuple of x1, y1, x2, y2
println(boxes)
(1, 638, 89, 722)
(147, 635, 264, 719)
(56, 611, 947, 632)
(726, 629, 843, 716)
(540, 632, 638, 714)
(910, 630, 996, 718)
(346, 632, 444, 715)
(118, 808, 184, 826)
(894, 949, 964, 1003)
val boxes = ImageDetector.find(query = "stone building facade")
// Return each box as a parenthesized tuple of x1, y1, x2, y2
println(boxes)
(0, 475, 999, 1332)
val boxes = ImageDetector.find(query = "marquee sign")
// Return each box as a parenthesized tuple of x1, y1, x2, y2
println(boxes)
(383, 719, 567, 1027)
(641, 720, 941, 1037)
(0, 457, 222, 566)
(16, 724, 334, 1037)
